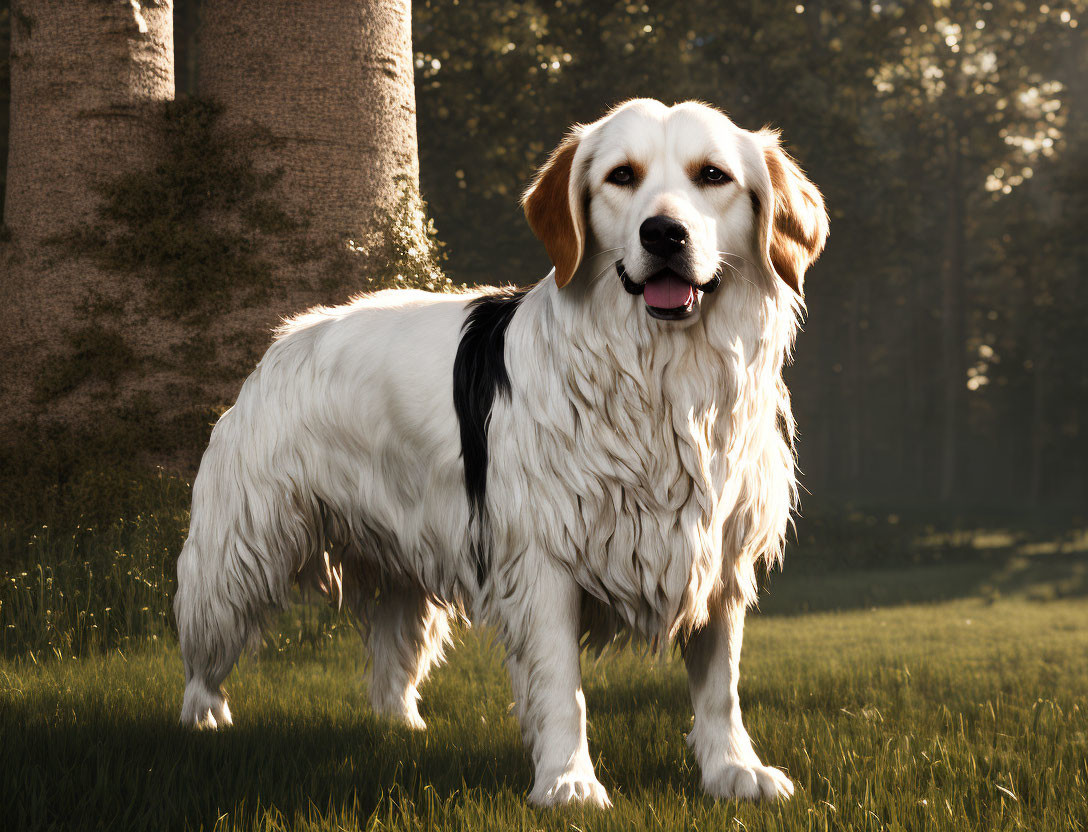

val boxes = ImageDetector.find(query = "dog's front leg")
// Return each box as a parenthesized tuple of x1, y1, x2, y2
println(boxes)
(503, 562, 611, 808)
(683, 598, 794, 801)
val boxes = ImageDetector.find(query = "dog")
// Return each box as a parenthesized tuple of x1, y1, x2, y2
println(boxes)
(174, 98, 827, 807)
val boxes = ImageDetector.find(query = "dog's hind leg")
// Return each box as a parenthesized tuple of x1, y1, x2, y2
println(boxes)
(174, 540, 252, 730)
(362, 586, 453, 729)
(174, 436, 308, 729)
(175, 524, 300, 729)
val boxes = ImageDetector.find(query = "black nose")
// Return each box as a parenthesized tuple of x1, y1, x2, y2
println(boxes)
(639, 215, 688, 258)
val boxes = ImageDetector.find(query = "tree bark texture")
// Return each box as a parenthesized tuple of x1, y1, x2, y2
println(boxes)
(1, 1, 174, 436)
(4, 0, 173, 239)
(197, 0, 419, 241)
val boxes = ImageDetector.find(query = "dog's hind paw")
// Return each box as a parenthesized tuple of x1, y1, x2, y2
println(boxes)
(703, 761, 794, 801)
(180, 680, 232, 730)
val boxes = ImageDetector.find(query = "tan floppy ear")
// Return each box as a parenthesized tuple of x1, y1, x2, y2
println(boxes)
(522, 131, 586, 288)
(758, 135, 829, 296)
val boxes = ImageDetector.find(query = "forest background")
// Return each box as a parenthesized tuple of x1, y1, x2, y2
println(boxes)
(1, 0, 1086, 525)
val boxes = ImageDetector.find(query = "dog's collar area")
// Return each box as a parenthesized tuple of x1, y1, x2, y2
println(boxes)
(616, 261, 722, 297)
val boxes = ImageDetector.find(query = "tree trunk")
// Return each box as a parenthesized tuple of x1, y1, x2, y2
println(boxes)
(1, 1, 173, 434)
(906, 273, 927, 495)
(4, 0, 173, 240)
(174, 0, 424, 472)
(939, 119, 966, 502)
(197, 0, 419, 242)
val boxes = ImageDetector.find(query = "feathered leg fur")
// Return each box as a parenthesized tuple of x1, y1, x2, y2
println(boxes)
(362, 588, 453, 729)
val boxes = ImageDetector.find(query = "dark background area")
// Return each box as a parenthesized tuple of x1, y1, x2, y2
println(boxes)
(2, 0, 1085, 512)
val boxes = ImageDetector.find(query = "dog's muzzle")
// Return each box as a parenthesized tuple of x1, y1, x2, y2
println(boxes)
(618, 261, 720, 320)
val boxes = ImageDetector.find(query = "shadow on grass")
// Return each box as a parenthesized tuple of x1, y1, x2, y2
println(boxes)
(8, 711, 525, 830)
(5, 677, 707, 831)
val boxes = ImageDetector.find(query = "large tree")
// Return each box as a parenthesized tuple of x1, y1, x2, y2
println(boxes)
(171, 0, 435, 465)
(2, 0, 431, 456)
(870, 1, 1078, 501)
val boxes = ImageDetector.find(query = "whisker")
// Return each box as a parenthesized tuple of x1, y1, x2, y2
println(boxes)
(714, 256, 758, 288)
(716, 251, 758, 269)
(590, 259, 621, 285)
(585, 247, 626, 261)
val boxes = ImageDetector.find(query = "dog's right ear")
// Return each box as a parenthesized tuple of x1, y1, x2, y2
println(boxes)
(522, 130, 586, 289)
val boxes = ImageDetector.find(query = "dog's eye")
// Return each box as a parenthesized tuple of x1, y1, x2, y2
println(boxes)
(700, 165, 732, 185)
(606, 165, 636, 186)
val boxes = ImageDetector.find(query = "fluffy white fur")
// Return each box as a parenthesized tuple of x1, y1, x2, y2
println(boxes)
(174, 99, 828, 808)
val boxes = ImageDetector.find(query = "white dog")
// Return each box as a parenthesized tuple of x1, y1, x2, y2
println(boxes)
(174, 99, 827, 807)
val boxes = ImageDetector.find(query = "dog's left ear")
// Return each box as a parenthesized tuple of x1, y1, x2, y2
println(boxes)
(755, 133, 828, 296)
(522, 130, 587, 289)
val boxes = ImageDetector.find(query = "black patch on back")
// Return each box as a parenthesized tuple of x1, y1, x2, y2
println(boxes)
(452, 287, 529, 585)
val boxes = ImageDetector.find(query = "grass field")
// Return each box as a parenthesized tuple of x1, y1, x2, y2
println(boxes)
(2, 481, 1087, 830)
(2, 586, 1087, 830)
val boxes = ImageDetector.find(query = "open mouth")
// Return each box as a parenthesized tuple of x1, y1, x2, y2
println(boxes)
(617, 263, 702, 320)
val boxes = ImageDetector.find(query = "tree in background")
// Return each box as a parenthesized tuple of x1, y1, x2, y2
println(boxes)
(4, 0, 173, 240)
(1, 0, 174, 432)
(0, 0, 437, 514)
(409, 0, 1087, 507)
(181, 0, 435, 436)
(198, 0, 419, 245)
(870, 0, 1078, 501)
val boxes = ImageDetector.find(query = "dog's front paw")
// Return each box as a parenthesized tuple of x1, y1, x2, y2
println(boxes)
(530, 770, 612, 808)
(703, 761, 794, 801)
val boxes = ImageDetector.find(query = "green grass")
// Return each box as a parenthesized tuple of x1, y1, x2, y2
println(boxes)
(2, 595, 1086, 831)
(2, 482, 1086, 829)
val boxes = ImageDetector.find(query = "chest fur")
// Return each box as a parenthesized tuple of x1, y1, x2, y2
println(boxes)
(491, 327, 773, 638)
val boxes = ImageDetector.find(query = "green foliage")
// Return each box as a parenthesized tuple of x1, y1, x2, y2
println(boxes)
(327, 177, 454, 295)
(62, 97, 294, 320)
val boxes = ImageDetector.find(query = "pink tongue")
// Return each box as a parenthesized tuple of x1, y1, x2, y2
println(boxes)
(644, 273, 695, 309)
